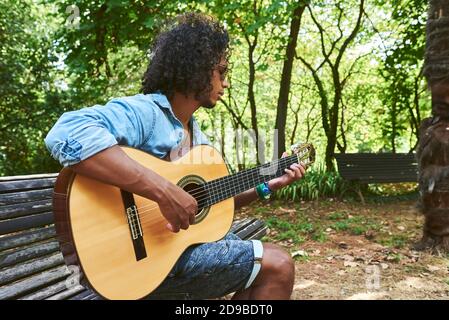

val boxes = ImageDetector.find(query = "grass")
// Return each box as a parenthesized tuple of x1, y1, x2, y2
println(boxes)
(325, 212, 413, 248)
(251, 182, 419, 252)
(386, 252, 404, 263)
(292, 254, 310, 263)
(404, 265, 428, 274)
(326, 212, 382, 237)
(311, 228, 328, 243)
(378, 234, 409, 249)
(265, 215, 326, 245)
(327, 211, 347, 220)
(260, 204, 400, 247)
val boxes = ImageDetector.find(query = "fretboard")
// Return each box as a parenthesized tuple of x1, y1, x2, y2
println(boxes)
(204, 154, 299, 206)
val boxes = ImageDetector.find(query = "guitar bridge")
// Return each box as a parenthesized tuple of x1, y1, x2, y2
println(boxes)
(126, 205, 143, 240)
(121, 190, 147, 261)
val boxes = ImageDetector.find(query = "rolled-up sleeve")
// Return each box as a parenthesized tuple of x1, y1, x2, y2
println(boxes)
(44, 97, 156, 167)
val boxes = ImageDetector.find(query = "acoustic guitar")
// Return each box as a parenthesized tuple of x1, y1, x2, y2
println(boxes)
(53, 143, 315, 299)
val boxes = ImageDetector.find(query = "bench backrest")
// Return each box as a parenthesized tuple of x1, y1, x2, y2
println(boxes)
(334, 153, 418, 183)
(0, 173, 95, 300)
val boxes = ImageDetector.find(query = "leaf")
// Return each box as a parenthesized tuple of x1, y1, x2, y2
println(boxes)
(291, 250, 308, 258)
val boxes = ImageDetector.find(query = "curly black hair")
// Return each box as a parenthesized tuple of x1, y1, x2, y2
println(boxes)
(141, 12, 230, 99)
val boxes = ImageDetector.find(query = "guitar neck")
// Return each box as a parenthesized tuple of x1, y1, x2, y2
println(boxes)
(204, 154, 300, 206)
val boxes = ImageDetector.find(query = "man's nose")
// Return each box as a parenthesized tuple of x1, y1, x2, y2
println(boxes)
(222, 78, 230, 88)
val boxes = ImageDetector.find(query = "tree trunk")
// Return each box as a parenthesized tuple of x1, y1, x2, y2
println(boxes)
(247, 42, 263, 164)
(414, 0, 449, 253)
(275, 2, 306, 159)
(414, 116, 449, 253)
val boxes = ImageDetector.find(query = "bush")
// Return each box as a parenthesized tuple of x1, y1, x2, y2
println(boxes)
(273, 164, 351, 201)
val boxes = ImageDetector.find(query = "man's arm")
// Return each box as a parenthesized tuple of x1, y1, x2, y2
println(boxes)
(234, 188, 259, 211)
(70, 145, 198, 233)
(234, 161, 306, 210)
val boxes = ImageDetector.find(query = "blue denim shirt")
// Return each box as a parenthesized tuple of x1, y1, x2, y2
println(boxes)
(44, 93, 211, 167)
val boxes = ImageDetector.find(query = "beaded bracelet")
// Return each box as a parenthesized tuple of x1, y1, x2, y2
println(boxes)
(255, 182, 272, 200)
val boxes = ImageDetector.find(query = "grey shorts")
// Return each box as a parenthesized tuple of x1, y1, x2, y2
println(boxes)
(146, 233, 264, 300)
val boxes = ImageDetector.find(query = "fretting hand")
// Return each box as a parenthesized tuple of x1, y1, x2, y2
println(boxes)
(267, 152, 306, 191)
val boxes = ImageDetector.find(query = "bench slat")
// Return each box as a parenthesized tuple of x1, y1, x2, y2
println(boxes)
(338, 164, 417, 169)
(335, 153, 416, 159)
(234, 219, 266, 240)
(19, 278, 73, 300)
(0, 252, 64, 286)
(46, 284, 85, 300)
(0, 189, 53, 206)
(69, 289, 101, 300)
(0, 265, 70, 300)
(0, 173, 58, 182)
(83, 292, 102, 300)
(230, 219, 254, 234)
(337, 164, 417, 169)
(0, 178, 56, 194)
(339, 171, 417, 177)
(0, 212, 54, 235)
(247, 226, 268, 240)
(0, 240, 60, 269)
(338, 158, 417, 162)
(0, 226, 56, 252)
(338, 167, 418, 172)
(340, 173, 417, 179)
(335, 153, 418, 183)
(0, 199, 53, 220)
(341, 168, 416, 177)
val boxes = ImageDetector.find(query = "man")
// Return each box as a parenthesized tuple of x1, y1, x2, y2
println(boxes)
(45, 13, 306, 299)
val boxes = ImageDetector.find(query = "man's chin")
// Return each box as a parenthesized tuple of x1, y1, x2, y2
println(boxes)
(201, 100, 217, 109)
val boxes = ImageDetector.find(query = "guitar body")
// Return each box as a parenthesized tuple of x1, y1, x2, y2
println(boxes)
(53, 145, 234, 300)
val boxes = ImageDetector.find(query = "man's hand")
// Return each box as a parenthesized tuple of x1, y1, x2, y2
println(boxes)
(267, 152, 306, 191)
(157, 181, 198, 233)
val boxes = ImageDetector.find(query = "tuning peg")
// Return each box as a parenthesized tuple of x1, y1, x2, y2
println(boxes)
(290, 142, 302, 154)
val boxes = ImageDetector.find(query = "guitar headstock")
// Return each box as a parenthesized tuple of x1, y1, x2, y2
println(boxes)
(290, 142, 316, 169)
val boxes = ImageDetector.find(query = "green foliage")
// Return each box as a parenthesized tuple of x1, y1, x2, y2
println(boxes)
(273, 164, 351, 201)
(52, 0, 190, 107)
(265, 213, 327, 244)
(0, 0, 434, 178)
(377, 0, 429, 152)
(0, 0, 64, 175)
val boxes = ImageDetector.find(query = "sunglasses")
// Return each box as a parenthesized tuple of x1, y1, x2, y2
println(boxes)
(216, 63, 229, 81)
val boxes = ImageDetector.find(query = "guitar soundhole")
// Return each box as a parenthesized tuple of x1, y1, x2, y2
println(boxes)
(184, 183, 208, 212)
(177, 175, 210, 224)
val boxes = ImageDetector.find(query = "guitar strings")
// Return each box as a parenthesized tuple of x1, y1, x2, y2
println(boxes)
(124, 156, 296, 228)
(134, 155, 299, 209)
(132, 152, 307, 214)
(129, 155, 313, 227)
(55, 152, 313, 246)
(127, 153, 312, 227)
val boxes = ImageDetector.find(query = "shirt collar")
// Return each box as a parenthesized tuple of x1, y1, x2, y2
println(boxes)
(151, 92, 204, 144)
(151, 92, 172, 110)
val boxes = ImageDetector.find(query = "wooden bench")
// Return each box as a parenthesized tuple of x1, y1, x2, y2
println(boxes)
(0, 173, 267, 300)
(334, 153, 418, 203)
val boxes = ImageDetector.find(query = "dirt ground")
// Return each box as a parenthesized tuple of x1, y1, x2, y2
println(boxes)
(235, 197, 449, 300)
